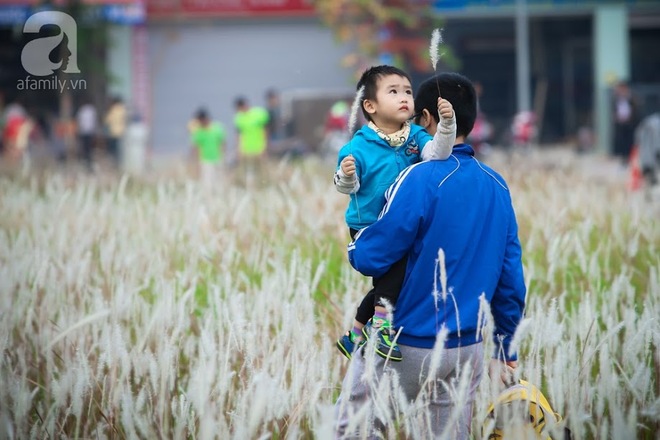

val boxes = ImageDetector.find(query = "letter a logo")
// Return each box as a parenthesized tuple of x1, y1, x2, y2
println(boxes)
(21, 11, 80, 77)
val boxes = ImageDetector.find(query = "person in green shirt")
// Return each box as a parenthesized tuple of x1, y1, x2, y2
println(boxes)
(234, 96, 269, 158)
(233, 96, 270, 186)
(191, 108, 226, 187)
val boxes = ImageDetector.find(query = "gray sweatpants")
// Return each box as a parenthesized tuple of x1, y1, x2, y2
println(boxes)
(334, 342, 484, 440)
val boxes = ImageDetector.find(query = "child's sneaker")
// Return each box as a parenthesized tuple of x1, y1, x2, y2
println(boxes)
(361, 317, 403, 362)
(336, 330, 365, 360)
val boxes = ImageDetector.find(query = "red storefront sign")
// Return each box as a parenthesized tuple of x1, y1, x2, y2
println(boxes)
(148, 0, 316, 18)
(0, 0, 136, 4)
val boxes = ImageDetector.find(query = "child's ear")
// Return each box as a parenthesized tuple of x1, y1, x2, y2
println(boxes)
(362, 99, 377, 116)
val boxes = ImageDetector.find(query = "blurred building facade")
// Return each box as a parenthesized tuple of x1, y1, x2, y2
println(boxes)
(1, 0, 658, 157)
(147, 0, 660, 155)
(432, 0, 660, 152)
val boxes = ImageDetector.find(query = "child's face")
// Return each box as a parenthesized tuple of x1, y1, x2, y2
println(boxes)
(366, 74, 414, 126)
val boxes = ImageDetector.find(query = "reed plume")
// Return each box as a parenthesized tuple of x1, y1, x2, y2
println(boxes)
(348, 85, 365, 136)
(430, 28, 444, 96)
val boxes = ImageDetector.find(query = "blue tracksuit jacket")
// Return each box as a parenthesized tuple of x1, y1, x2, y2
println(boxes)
(348, 144, 526, 361)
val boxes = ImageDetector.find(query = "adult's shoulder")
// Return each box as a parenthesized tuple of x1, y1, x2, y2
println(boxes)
(392, 160, 437, 185)
(474, 159, 511, 191)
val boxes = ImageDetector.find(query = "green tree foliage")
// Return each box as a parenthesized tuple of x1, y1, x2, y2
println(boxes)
(313, 0, 459, 78)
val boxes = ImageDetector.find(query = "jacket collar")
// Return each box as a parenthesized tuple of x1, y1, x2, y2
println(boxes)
(452, 143, 475, 156)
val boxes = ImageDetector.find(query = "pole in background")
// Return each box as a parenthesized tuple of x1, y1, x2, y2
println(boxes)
(515, 0, 531, 114)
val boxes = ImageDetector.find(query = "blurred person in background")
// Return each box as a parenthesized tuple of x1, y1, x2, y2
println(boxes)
(190, 107, 226, 188)
(51, 92, 76, 164)
(265, 88, 285, 145)
(187, 108, 203, 171)
(320, 99, 351, 162)
(187, 108, 202, 135)
(233, 96, 269, 184)
(635, 112, 660, 193)
(2, 99, 29, 162)
(511, 110, 536, 151)
(266, 88, 297, 157)
(0, 92, 5, 155)
(123, 111, 149, 176)
(574, 109, 595, 155)
(326, 99, 350, 133)
(76, 99, 97, 172)
(612, 80, 640, 166)
(53, 116, 76, 164)
(12, 114, 34, 167)
(468, 81, 493, 158)
(104, 96, 127, 169)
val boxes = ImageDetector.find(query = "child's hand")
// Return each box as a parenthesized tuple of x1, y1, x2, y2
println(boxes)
(340, 155, 356, 177)
(438, 98, 454, 120)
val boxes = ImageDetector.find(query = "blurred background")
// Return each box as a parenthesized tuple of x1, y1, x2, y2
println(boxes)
(1, 0, 659, 169)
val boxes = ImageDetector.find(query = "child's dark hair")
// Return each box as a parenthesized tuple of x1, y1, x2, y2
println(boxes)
(414, 73, 477, 139)
(357, 65, 412, 122)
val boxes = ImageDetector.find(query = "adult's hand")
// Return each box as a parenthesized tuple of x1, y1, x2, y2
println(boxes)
(488, 359, 517, 389)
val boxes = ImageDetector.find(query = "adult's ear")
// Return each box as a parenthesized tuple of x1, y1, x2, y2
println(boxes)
(419, 109, 433, 129)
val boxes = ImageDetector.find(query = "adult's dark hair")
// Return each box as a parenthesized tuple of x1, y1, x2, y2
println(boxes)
(196, 107, 209, 121)
(356, 65, 412, 122)
(234, 96, 247, 109)
(414, 72, 477, 139)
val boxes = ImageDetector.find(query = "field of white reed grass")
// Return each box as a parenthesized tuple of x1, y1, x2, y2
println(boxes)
(1, 149, 658, 439)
